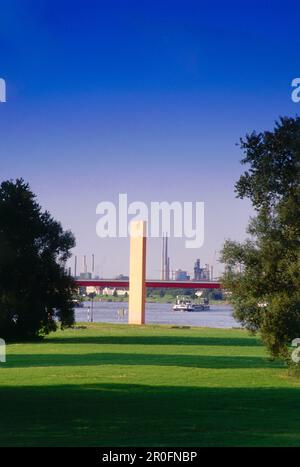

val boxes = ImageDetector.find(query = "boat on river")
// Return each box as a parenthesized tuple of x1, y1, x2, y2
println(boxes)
(173, 297, 194, 311)
(172, 296, 210, 312)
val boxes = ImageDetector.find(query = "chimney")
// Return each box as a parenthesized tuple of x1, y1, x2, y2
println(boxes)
(161, 234, 165, 280)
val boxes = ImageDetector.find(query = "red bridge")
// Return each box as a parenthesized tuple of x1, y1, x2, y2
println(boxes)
(75, 279, 221, 289)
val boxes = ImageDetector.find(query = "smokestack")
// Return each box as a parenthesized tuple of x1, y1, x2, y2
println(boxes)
(167, 257, 170, 281)
(92, 254, 95, 274)
(74, 255, 77, 278)
(165, 235, 168, 280)
(161, 234, 165, 280)
(166, 236, 170, 280)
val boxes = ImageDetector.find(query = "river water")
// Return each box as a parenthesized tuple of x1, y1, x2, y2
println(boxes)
(75, 302, 240, 329)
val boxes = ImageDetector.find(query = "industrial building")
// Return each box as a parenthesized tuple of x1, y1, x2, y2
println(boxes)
(193, 259, 210, 280)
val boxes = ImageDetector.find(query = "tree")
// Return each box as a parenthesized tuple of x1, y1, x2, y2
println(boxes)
(0, 179, 76, 339)
(202, 289, 223, 301)
(221, 117, 300, 360)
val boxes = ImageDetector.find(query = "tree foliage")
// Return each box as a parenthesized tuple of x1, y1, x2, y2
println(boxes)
(221, 117, 300, 360)
(0, 179, 76, 339)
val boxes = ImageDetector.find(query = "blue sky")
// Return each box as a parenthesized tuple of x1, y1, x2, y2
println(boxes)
(1, 0, 299, 277)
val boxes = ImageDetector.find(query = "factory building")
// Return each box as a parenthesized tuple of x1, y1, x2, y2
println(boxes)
(193, 259, 210, 280)
(174, 269, 190, 281)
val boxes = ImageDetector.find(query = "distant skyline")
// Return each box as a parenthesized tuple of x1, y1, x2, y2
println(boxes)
(1, 0, 300, 277)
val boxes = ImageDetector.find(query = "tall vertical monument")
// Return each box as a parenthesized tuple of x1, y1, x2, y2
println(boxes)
(128, 220, 147, 325)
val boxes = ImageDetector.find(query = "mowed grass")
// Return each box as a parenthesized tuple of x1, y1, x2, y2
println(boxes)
(1, 323, 300, 447)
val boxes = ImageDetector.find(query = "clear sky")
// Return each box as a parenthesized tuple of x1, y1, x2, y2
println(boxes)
(1, 0, 299, 278)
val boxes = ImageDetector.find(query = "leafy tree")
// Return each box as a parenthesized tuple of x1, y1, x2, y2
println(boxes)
(159, 289, 165, 298)
(202, 289, 223, 301)
(221, 117, 300, 360)
(183, 289, 193, 296)
(0, 179, 76, 339)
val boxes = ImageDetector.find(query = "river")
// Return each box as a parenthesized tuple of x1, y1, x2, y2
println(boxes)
(75, 302, 240, 328)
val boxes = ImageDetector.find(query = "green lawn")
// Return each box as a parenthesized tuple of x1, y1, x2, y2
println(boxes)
(0, 323, 300, 447)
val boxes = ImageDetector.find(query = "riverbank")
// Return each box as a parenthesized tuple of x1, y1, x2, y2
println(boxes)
(82, 294, 228, 305)
(1, 324, 299, 446)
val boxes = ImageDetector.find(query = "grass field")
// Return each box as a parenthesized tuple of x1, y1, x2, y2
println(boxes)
(0, 323, 300, 447)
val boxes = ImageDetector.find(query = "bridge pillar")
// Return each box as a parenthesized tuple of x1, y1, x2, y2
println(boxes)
(128, 220, 147, 325)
